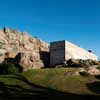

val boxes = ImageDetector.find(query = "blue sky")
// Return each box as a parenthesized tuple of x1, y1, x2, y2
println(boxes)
(0, 0, 100, 59)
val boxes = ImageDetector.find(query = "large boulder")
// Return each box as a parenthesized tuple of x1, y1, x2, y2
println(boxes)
(87, 67, 100, 75)
(19, 52, 44, 71)
(78, 67, 100, 75)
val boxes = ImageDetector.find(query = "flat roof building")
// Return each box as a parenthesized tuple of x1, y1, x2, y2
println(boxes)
(50, 40, 98, 66)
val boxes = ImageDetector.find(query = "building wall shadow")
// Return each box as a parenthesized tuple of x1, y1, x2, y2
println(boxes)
(39, 51, 50, 68)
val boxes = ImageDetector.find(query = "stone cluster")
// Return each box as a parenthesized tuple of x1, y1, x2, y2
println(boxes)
(64, 67, 100, 76)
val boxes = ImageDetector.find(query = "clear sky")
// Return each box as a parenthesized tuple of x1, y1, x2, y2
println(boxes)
(0, 0, 100, 59)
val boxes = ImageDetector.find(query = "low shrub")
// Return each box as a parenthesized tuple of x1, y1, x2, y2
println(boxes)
(66, 59, 99, 68)
(96, 66, 100, 70)
(0, 60, 22, 74)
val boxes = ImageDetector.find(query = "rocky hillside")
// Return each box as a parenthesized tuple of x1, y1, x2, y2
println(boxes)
(0, 27, 49, 70)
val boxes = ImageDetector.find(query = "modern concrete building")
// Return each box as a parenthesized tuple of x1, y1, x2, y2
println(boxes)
(50, 40, 98, 66)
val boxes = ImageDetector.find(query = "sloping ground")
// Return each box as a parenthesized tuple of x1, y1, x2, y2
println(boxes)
(0, 68, 100, 100)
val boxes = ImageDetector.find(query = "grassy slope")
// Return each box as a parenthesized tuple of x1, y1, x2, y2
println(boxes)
(23, 68, 99, 94)
(0, 68, 100, 100)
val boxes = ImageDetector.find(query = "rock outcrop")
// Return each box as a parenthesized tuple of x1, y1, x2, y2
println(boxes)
(0, 27, 49, 71)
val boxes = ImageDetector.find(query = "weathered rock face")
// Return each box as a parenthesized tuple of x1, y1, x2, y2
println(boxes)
(0, 27, 49, 70)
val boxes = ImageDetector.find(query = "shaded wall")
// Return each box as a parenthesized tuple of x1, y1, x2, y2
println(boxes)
(50, 41, 65, 66)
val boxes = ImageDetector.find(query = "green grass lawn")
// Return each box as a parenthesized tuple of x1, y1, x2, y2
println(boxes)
(0, 68, 100, 100)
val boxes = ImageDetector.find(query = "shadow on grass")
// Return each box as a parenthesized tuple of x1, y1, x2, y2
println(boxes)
(87, 75, 100, 95)
(0, 74, 100, 100)
(87, 81, 100, 94)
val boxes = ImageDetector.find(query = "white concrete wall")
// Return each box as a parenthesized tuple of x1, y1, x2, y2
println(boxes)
(65, 41, 98, 61)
